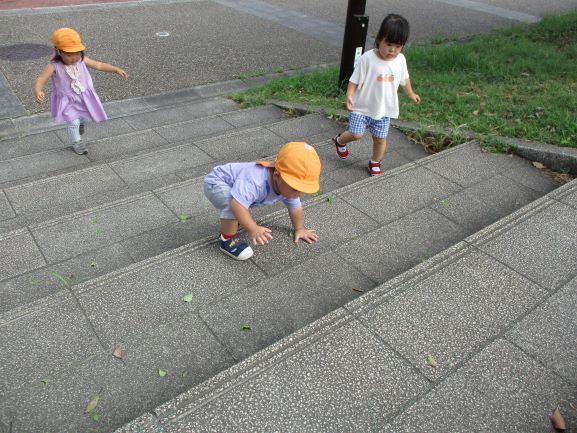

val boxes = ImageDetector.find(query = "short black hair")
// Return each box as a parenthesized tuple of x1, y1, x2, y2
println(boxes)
(375, 13, 410, 47)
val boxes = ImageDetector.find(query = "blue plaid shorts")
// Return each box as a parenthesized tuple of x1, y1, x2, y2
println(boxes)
(348, 112, 391, 139)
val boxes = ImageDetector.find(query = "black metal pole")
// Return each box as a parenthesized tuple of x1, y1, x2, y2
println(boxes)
(338, 0, 369, 90)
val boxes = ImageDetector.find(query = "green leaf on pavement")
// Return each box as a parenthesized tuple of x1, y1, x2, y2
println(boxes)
(92, 414, 101, 422)
(85, 395, 100, 413)
(440, 199, 449, 206)
(241, 324, 252, 331)
(41, 378, 49, 385)
(158, 369, 167, 377)
(326, 194, 334, 204)
(48, 271, 69, 288)
(425, 354, 439, 368)
(178, 214, 190, 222)
(182, 293, 193, 303)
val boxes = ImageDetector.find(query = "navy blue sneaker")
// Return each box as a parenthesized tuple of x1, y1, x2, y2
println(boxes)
(219, 236, 254, 260)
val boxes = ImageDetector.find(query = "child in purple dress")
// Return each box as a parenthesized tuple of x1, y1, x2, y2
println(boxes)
(34, 28, 128, 155)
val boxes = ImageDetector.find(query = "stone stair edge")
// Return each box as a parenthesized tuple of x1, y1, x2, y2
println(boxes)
(0, 110, 321, 169)
(0, 102, 289, 163)
(125, 178, 577, 428)
(0, 110, 325, 191)
(0, 94, 228, 142)
(146, 243, 473, 426)
(272, 100, 577, 176)
(1, 133, 337, 234)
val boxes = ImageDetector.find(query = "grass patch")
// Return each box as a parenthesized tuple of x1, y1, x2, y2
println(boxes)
(229, 12, 577, 148)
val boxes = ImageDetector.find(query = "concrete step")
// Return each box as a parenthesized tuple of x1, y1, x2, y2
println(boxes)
(0, 140, 562, 433)
(0, 81, 263, 141)
(127, 178, 577, 433)
(0, 99, 290, 188)
(0, 99, 421, 317)
(0, 110, 340, 229)
(0, 126, 420, 322)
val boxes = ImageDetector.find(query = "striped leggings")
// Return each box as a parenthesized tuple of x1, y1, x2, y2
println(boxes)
(66, 118, 84, 144)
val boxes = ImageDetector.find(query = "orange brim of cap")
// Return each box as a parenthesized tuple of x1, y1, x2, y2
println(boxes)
(57, 43, 86, 52)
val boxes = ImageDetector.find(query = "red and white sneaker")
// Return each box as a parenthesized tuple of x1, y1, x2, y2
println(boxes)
(368, 161, 382, 176)
(333, 134, 349, 159)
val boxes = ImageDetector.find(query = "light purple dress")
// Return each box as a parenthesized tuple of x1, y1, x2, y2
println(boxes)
(50, 59, 107, 124)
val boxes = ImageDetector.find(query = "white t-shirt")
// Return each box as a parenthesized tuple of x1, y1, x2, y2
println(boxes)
(349, 49, 409, 119)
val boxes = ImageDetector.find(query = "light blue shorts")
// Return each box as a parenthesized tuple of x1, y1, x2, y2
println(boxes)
(349, 112, 391, 139)
(204, 182, 235, 220)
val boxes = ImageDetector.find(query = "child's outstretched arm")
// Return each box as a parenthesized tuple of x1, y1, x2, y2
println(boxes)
(402, 78, 421, 104)
(230, 198, 273, 245)
(34, 63, 55, 103)
(84, 57, 128, 78)
(287, 206, 319, 244)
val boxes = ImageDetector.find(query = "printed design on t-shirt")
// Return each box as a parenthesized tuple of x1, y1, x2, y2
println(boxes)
(376, 74, 395, 82)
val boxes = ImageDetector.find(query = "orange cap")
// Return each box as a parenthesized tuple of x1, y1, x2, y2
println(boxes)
(274, 142, 321, 194)
(51, 28, 86, 53)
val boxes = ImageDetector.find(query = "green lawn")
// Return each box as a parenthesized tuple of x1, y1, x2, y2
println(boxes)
(230, 12, 577, 148)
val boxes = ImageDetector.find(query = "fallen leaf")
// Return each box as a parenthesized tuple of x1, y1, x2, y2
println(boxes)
(178, 214, 189, 222)
(532, 161, 545, 169)
(501, 111, 513, 119)
(48, 271, 69, 288)
(288, 230, 294, 238)
(92, 414, 101, 421)
(112, 347, 124, 360)
(90, 262, 97, 268)
(182, 293, 193, 303)
(158, 369, 167, 377)
(352, 288, 365, 293)
(41, 378, 49, 385)
(326, 194, 334, 204)
(242, 324, 252, 331)
(440, 199, 449, 206)
(85, 395, 100, 414)
(473, 110, 480, 116)
(425, 354, 438, 368)
(549, 407, 566, 431)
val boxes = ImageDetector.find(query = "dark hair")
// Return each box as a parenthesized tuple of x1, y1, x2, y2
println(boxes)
(51, 50, 85, 63)
(375, 14, 410, 48)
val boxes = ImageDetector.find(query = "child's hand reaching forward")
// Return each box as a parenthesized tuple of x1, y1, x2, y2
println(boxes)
(115, 67, 129, 79)
(248, 225, 273, 245)
(294, 228, 319, 244)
